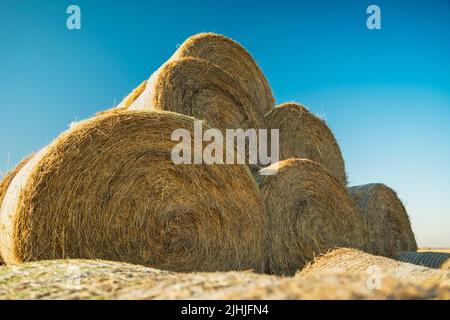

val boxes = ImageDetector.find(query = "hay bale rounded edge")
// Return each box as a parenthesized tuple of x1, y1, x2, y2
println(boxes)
(170, 32, 275, 118)
(0, 154, 34, 264)
(0, 110, 267, 272)
(298, 248, 449, 288)
(265, 102, 347, 186)
(348, 183, 417, 257)
(121, 57, 265, 131)
(257, 158, 365, 276)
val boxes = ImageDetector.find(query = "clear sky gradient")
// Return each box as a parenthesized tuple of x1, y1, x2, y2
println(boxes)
(1, 0, 449, 247)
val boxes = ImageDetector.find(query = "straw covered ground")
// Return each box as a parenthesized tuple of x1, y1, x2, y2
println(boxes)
(0, 258, 448, 300)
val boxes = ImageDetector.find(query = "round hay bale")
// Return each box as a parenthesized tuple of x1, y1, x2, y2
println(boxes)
(0, 259, 446, 300)
(298, 248, 449, 288)
(120, 57, 264, 130)
(396, 251, 450, 270)
(0, 110, 266, 272)
(257, 158, 365, 276)
(348, 183, 417, 257)
(170, 32, 275, 118)
(0, 154, 34, 264)
(265, 102, 347, 186)
(116, 33, 274, 126)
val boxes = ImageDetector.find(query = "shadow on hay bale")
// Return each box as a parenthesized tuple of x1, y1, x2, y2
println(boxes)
(0, 110, 267, 272)
(0, 259, 447, 300)
(298, 248, 449, 288)
(264, 102, 347, 186)
(348, 184, 417, 257)
(396, 251, 449, 270)
(115, 33, 274, 131)
(257, 158, 365, 276)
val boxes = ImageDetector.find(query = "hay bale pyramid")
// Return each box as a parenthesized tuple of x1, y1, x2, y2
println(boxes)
(0, 32, 424, 284)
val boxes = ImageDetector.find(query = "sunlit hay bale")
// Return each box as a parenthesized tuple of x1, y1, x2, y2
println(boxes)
(170, 32, 275, 118)
(117, 57, 265, 131)
(257, 158, 365, 275)
(0, 259, 447, 300)
(0, 110, 266, 272)
(0, 154, 34, 264)
(264, 102, 347, 186)
(116, 33, 274, 129)
(348, 184, 417, 257)
(396, 251, 449, 270)
(298, 248, 449, 288)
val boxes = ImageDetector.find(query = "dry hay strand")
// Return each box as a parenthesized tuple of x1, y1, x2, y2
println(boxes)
(0, 110, 266, 272)
(0, 259, 447, 300)
(265, 102, 347, 186)
(396, 251, 450, 270)
(348, 183, 417, 257)
(0, 154, 34, 264)
(298, 248, 449, 288)
(257, 158, 365, 276)
(117, 57, 264, 131)
(116, 33, 274, 129)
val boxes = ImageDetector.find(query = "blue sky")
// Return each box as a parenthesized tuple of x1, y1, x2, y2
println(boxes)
(0, 0, 449, 247)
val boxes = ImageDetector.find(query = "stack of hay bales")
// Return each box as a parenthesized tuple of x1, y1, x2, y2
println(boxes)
(115, 33, 274, 131)
(0, 32, 423, 285)
(0, 111, 266, 272)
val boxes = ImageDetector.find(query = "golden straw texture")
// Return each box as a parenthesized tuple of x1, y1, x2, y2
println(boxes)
(116, 33, 274, 130)
(265, 102, 347, 186)
(170, 32, 274, 118)
(257, 158, 365, 275)
(121, 57, 264, 130)
(0, 110, 266, 272)
(299, 248, 449, 288)
(348, 184, 417, 257)
(0, 259, 447, 300)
